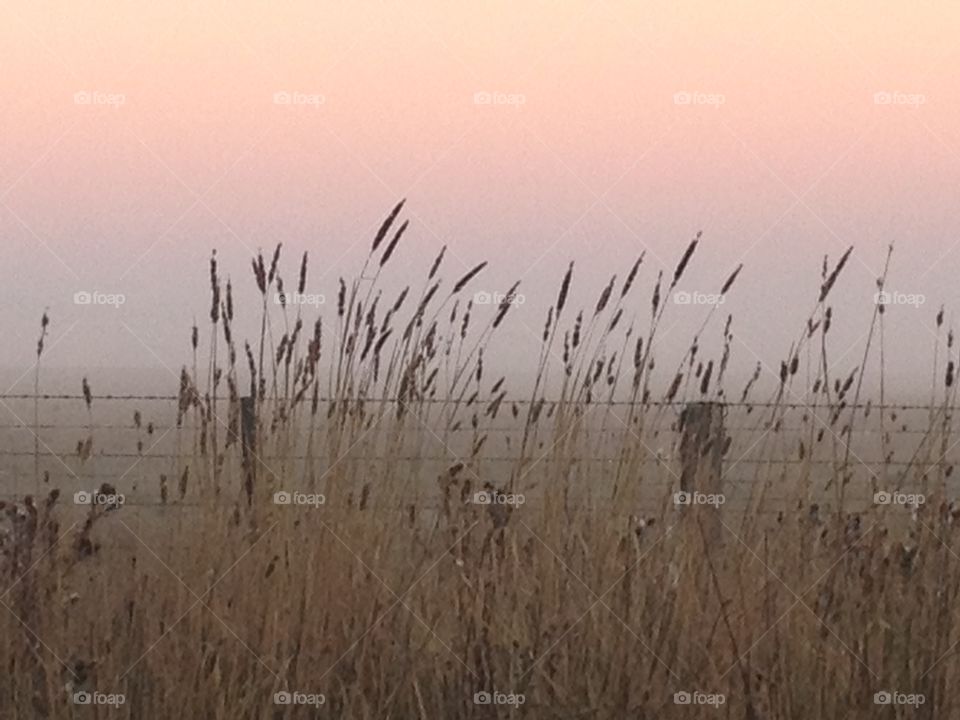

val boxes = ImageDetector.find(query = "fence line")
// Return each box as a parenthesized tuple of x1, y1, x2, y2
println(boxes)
(1, 394, 952, 512)
(0, 450, 945, 468)
(0, 423, 938, 436)
(0, 393, 951, 413)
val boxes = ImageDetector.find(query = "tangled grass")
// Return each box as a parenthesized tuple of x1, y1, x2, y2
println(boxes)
(2, 205, 958, 718)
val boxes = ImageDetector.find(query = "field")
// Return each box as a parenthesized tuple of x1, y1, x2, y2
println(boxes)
(2, 205, 959, 718)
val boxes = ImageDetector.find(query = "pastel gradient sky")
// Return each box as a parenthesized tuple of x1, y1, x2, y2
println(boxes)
(1, 1, 958, 391)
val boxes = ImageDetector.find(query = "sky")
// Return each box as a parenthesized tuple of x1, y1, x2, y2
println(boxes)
(1, 0, 958, 396)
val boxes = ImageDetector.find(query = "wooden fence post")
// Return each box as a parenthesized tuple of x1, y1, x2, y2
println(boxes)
(241, 396, 256, 506)
(678, 401, 726, 546)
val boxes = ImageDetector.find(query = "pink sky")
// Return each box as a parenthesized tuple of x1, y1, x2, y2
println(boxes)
(0, 1, 958, 389)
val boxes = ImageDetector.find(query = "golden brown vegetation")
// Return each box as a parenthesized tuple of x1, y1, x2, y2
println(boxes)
(2, 206, 957, 718)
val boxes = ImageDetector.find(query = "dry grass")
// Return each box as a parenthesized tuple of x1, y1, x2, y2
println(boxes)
(1, 208, 957, 718)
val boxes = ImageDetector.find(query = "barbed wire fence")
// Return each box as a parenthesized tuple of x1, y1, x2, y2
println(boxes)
(0, 392, 952, 513)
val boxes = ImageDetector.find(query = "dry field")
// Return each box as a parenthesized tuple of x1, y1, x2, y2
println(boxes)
(3, 203, 959, 718)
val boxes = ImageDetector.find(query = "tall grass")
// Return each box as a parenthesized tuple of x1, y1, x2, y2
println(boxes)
(1, 204, 956, 719)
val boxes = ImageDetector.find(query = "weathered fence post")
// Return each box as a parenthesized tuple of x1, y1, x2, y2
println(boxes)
(241, 396, 256, 506)
(678, 401, 726, 546)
